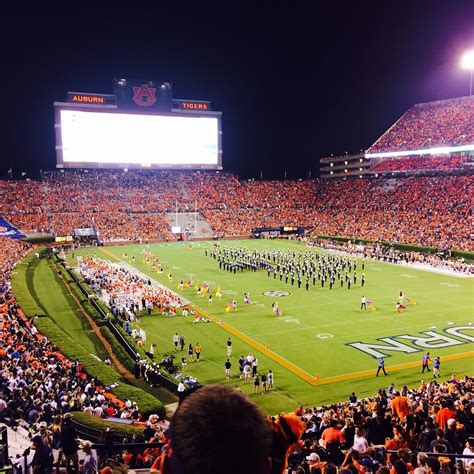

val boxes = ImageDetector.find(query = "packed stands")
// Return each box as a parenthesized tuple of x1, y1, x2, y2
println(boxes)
(371, 155, 466, 173)
(311, 176, 472, 251)
(368, 96, 474, 154)
(1, 233, 474, 473)
(0, 239, 145, 423)
(1, 171, 473, 250)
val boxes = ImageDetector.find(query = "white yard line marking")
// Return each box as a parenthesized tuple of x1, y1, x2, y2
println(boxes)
(249, 309, 474, 338)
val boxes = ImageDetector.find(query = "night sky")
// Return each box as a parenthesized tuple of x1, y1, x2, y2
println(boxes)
(1, 2, 473, 179)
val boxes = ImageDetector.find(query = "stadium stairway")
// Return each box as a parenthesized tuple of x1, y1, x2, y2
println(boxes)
(1, 422, 114, 472)
(165, 212, 214, 239)
(1, 423, 33, 461)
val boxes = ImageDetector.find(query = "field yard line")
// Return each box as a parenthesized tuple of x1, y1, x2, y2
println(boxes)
(271, 390, 301, 406)
(99, 247, 122, 262)
(190, 305, 320, 386)
(244, 288, 470, 317)
(271, 318, 474, 348)
(315, 351, 474, 385)
(235, 308, 397, 329)
(201, 357, 224, 370)
(250, 305, 473, 337)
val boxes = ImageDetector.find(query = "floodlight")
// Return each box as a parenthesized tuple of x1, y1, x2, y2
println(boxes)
(461, 50, 474, 95)
(461, 50, 474, 69)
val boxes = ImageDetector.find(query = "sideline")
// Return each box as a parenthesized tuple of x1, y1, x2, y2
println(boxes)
(49, 258, 134, 382)
(314, 351, 474, 385)
(307, 245, 473, 279)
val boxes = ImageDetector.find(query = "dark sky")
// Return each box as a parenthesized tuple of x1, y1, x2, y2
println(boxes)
(1, 2, 473, 179)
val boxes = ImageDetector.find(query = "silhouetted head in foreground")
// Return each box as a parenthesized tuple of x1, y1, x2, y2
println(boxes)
(168, 384, 273, 474)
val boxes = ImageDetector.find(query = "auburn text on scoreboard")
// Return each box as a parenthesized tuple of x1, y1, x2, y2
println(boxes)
(67, 93, 113, 105)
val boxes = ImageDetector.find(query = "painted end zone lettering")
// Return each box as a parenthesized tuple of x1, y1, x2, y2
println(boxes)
(347, 326, 474, 358)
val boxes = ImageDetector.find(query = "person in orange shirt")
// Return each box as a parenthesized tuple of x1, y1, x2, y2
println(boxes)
(385, 428, 408, 462)
(321, 420, 345, 448)
(391, 391, 411, 420)
(436, 400, 456, 429)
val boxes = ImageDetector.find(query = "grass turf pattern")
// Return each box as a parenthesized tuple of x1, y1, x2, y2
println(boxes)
(68, 240, 473, 414)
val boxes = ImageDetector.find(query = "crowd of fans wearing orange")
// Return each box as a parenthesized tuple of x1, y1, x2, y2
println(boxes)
(1, 170, 472, 250)
(371, 156, 466, 173)
(368, 97, 474, 153)
(1, 239, 474, 473)
(0, 239, 154, 467)
(79, 256, 183, 317)
(280, 375, 473, 473)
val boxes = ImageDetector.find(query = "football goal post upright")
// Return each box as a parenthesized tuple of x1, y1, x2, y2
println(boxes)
(194, 199, 197, 233)
(175, 200, 178, 228)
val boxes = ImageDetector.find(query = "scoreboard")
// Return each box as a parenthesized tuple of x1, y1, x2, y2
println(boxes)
(54, 79, 222, 170)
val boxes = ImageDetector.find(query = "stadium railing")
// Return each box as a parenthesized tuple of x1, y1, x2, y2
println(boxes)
(0, 426, 10, 471)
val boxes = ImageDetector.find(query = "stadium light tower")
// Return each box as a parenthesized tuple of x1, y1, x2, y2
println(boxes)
(461, 50, 474, 96)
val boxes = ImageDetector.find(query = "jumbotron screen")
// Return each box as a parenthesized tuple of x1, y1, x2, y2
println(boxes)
(56, 109, 221, 169)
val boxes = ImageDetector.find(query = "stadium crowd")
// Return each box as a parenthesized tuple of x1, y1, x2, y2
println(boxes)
(79, 256, 184, 318)
(368, 97, 474, 153)
(1, 238, 474, 473)
(81, 375, 474, 473)
(1, 171, 472, 250)
(0, 238, 155, 471)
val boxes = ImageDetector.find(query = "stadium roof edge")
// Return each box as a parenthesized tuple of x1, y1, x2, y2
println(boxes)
(412, 94, 473, 107)
(365, 143, 474, 159)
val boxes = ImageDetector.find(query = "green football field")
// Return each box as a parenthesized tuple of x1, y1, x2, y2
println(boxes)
(68, 240, 474, 414)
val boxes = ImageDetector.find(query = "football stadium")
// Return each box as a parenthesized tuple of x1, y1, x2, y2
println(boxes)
(1, 7, 473, 474)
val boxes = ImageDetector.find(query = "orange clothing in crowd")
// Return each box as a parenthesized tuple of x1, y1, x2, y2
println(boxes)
(391, 395, 410, 420)
(321, 427, 345, 446)
(436, 407, 457, 429)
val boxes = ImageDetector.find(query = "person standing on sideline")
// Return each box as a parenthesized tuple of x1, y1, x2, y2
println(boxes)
(261, 372, 267, 394)
(177, 379, 186, 401)
(433, 356, 441, 378)
(361, 296, 367, 310)
(180, 334, 185, 351)
(173, 333, 179, 351)
(422, 352, 432, 373)
(225, 359, 231, 379)
(226, 337, 232, 357)
(253, 373, 261, 394)
(376, 357, 387, 376)
(267, 369, 274, 391)
(252, 357, 259, 377)
(195, 343, 201, 362)
(188, 343, 194, 362)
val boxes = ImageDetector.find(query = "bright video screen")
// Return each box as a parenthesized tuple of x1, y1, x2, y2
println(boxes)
(59, 109, 219, 167)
